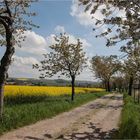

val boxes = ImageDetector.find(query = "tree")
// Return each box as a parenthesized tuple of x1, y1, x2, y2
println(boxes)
(0, 0, 38, 118)
(79, 0, 140, 49)
(111, 75, 127, 92)
(33, 34, 87, 101)
(123, 60, 135, 96)
(90, 55, 119, 92)
(80, 0, 140, 94)
(122, 46, 140, 96)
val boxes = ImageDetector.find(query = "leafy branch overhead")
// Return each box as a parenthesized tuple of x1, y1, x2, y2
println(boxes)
(79, 0, 140, 48)
(0, 0, 39, 47)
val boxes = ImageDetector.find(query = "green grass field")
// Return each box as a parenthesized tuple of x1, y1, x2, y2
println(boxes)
(0, 91, 108, 135)
(117, 94, 140, 139)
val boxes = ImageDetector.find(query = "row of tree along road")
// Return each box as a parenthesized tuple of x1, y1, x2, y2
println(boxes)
(0, 0, 140, 120)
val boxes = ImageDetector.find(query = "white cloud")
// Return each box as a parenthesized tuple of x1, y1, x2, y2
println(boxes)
(16, 30, 48, 56)
(70, 0, 105, 27)
(70, 0, 93, 27)
(68, 34, 91, 48)
(9, 56, 40, 78)
(9, 31, 48, 78)
(54, 25, 65, 33)
(12, 56, 39, 66)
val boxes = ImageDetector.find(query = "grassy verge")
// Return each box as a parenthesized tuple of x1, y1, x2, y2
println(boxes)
(0, 91, 108, 135)
(117, 94, 140, 139)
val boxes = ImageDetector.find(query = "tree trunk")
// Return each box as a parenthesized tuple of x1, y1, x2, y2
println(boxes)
(104, 81, 108, 92)
(71, 76, 75, 101)
(134, 88, 135, 102)
(138, 91, 140, 103)
(107, 80, 111, 92)
(128, 76, 133, 96)
(113, 83, 116, 91)
(0, 27, 14, 119)
(0, 2, 15, 119)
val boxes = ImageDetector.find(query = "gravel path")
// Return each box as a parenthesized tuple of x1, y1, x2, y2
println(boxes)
(0, 93, 123, 140)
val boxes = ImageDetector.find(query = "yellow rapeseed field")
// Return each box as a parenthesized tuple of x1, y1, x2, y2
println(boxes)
(4, 85, 105, 96)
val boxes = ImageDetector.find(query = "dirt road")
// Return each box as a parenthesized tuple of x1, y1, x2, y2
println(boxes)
(0, 93, 123, 140)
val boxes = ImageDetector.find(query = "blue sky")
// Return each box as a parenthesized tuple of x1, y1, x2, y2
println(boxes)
(0, 0, 122, 81)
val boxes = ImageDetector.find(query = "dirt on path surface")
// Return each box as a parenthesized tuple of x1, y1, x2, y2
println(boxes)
(0, 93, 123, 140)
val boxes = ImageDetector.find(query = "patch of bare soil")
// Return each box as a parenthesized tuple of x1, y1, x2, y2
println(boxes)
(0, 93, 123, 140)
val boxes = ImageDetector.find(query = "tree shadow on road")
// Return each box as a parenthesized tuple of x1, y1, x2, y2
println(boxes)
(88, 103, 123, 110)
(101, 95, 123, 101)
(24, 122, 118, 140)
(56, 122, 118, 140)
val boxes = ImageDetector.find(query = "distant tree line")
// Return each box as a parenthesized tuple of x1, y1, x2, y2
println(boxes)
(6, 78, 100, 88)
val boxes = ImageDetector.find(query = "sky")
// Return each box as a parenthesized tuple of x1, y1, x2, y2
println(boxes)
(0, 0, 123, 81)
